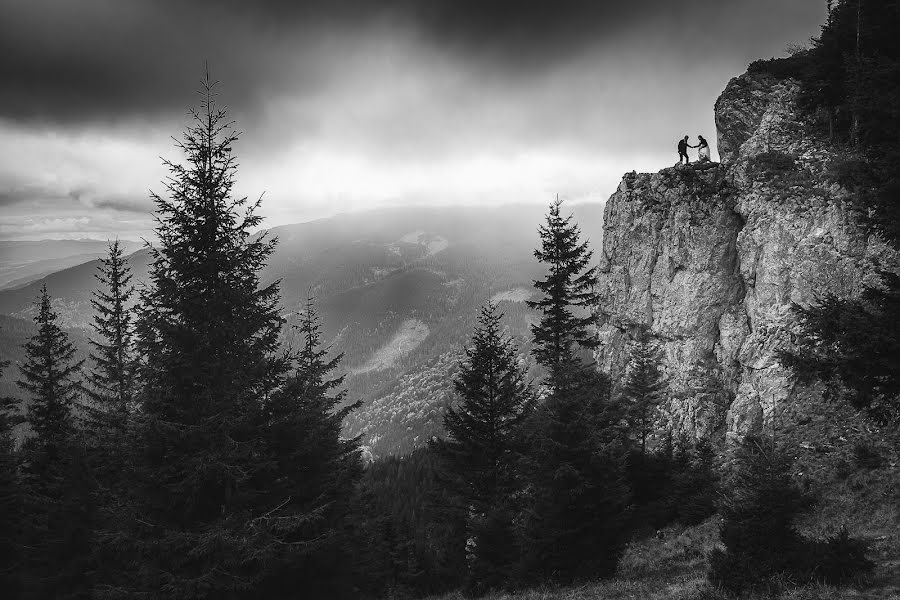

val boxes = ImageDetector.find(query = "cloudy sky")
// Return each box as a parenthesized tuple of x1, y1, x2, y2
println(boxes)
(0, 0, 827, 240)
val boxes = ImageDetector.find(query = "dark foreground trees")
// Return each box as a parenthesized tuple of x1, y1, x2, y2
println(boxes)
(99, 76, 361, 599)
(518, 365, 631, 584)
(14, 287, 93, 599)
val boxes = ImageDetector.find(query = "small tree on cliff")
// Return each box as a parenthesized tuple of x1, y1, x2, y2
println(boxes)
(438, 301, 534, 594)
(526, 198, 599, 385)
(621, 328, 667, 456)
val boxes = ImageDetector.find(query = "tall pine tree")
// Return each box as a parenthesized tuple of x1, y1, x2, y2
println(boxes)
(254, 294, 363, 597)
(519, 201, 631, 583)
(526, 198, 599, 384)
(438, 302, 534, 594)
(123, 75, 360, 599)
(518, 366, 630, 583)
(16, 288, 93, 599)
(86, 239, 136, 427)
(17, 285, 83, 449)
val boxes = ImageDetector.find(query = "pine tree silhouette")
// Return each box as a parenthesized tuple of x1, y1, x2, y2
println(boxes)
(16, 289, 93, 599)
(17, 285, 83, 449)
(124, 74, 360, 598)
(519, 365, 630, 583)
(86, 239, 136, 428)
(438, 301, 533, 593)
(527, 197, 599, 385)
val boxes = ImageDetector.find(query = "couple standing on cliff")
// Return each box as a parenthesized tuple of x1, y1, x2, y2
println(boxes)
(677, 135, 710, 164)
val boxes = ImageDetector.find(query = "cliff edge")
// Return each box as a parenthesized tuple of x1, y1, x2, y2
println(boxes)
(596, 71, 884, 441)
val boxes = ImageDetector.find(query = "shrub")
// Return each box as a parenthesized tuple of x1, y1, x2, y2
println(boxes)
(852, 441, 883, 470)
(806, 528, 874, 585)
(709, 437, 874, 595)
(825, 157, 874, 190)
(750, 150, 798, 174)
(670, 439, 718, 526)
(708, 437, 813, 595)
(748, 51, 817, 83)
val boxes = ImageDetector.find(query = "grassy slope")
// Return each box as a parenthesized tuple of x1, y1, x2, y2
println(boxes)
(431, 386, 900, 600)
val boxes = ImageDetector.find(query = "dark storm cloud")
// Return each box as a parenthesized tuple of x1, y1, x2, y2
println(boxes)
(1, 0, 823, 125)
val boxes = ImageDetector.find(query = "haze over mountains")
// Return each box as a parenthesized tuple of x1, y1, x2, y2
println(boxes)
(0, 239, 143, 291)
(0, 202, 603, 456)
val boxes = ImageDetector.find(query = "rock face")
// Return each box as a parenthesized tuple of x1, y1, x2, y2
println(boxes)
(596, 71, 881, 441)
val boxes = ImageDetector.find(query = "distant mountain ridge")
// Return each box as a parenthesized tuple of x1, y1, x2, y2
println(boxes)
(0, 239, 143, 290)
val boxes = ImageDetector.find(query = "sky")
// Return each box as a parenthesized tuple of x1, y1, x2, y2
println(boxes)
(0, 0, 828, 241)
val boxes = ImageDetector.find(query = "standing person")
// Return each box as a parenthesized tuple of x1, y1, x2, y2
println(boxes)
(697, 135, 711, 162)
(677, 136, 693, 164)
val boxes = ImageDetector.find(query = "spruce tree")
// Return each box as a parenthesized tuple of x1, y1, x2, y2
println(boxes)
(438, 302, 534, 594)
(294, 293, 357, 417)
(780, 277, 900, 426)
(621, 328, 666, 456)
(255, 295, 362, 597)
(124, 75, 360, 599)
(17, 285, 83, 449)
(518, 365, 630, 583)
(15, 290, 93, 599)
(709, 436, 814, 594)
(86, 239, 136, 427)
(526, 198, 599, 384)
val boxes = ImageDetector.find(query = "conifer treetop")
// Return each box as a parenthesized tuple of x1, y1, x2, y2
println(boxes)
(86, 239, 136, 420)
(527, 197, 600, 379)
(441, 300, 533, 508)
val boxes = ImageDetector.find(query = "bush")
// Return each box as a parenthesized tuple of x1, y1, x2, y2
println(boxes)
(852, 441, 883, 470)
(750, 150, 798, 174)
(748, 51, 817, 83)
(825, 157, 874, 190)
(806, 528, 874, 585)
(708, 437, 813, 595)
(709, 437, 873, 595)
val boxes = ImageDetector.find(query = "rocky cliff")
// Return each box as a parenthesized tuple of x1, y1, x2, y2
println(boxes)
(595, 71, 888, 441)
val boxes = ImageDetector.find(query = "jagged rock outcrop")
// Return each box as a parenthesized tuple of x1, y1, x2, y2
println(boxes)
(596, 71, 883, 441)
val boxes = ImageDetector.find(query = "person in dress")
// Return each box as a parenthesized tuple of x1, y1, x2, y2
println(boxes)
(697, 135, 711, 162)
